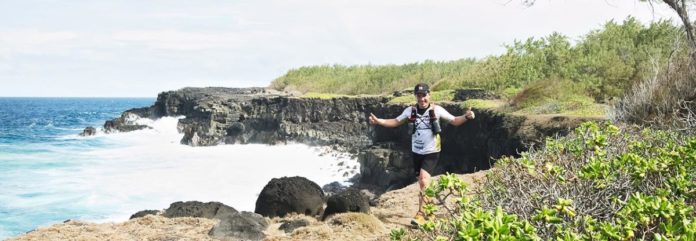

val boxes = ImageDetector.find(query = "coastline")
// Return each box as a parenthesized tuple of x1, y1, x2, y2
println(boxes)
(5, 87, 596, 240)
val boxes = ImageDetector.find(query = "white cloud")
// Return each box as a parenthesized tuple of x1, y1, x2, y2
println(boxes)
(111, 30, 281, 51)
(0, 30, 77, 44)
(0, 30, 79, 54)
(0, 0, 683, 97)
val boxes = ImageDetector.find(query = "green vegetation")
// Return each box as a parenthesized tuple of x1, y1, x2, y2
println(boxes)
(271, 17, 685, 109)
(279, 3, 695, 240)
(392, 122, 696, 240)
(505, 78, 609, 116)
(460, 99, 506, 109)
(270, 59, 476, 96)
(388, 90, 455, 104)
(299, 92, 352, 99)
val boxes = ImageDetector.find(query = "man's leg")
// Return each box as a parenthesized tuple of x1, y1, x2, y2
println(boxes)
(417, 153, 438, 216)
(411, 154, 427, 225)
(417, 168, 432, 214)
(412, 153, 438, 226)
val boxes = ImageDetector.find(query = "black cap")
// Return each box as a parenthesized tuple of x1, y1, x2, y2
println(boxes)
(414, 83, 430, 94)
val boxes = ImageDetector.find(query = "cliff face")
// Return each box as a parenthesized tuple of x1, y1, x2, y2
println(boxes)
(107, 87, 597, 192)
(143, 87, 389, 150)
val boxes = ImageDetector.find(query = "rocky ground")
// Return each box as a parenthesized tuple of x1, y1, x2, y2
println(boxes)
(8, 216, 218, 241)
(9, 172, 486, 241)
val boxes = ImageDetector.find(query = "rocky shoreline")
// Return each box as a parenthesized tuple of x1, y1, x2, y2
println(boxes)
(11, 172, 487, 241)
(93, 87, 598, 192)
(53, 86, 601, 240)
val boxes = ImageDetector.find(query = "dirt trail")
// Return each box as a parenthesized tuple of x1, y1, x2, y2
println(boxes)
(371, 171, 488, 230)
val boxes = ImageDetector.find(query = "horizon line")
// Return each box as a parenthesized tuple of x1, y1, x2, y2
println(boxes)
(0, 96, 156, 98)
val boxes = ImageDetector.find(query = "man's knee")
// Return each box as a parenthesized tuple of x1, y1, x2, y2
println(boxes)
(420, 169, 431, 179)
(418, 170, 430, 186)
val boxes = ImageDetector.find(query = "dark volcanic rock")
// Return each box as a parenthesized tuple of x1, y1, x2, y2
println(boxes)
(176, 93, 389, 148)
(322, 181, 348, 196)
(358, 145, 412, 190)
(163, 201, 237, 219)
(129, 210, 159, 219)
(322, 188, 370, 220)
(103, 87, 601, 193)
(209, 211, 267, 241)
(278, 219, 310, 233)
(103, 110, 151, 133)
(254, 176, 325, 218)
(453, 88, 500, 101)
(79, 126, 96, 136)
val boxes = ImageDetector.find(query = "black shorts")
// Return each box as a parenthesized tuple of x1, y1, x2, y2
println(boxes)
(413, 152, 439, 176)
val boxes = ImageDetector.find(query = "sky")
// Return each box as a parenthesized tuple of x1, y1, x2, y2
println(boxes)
(0, 0, 678, 97)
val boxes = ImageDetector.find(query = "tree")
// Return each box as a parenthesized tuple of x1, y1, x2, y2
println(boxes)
(649, 0, 696, 51)
(523, 0, 696, 56)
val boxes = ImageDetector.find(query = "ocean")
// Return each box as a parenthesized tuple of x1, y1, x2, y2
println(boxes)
(0, 97, 358, 239)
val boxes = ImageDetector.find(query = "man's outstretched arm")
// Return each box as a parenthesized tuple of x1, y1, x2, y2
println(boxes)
(369, 113, 404, 128)
(448, 107, 475, 126)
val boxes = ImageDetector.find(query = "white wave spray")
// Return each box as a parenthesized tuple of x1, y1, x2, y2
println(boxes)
(4, 117, 359, 225)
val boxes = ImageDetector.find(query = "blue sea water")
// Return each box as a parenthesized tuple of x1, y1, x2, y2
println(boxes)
(0, 97, 153, 239)
(0, 97, 359, 239)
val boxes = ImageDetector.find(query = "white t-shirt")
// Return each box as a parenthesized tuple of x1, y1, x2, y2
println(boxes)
(395, 105, 456, 154)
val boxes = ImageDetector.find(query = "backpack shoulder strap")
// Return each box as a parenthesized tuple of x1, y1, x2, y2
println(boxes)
(409, 105, 417, 121)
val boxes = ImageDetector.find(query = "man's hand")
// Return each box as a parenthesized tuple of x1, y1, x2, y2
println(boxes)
(369, 113, 382, 126)
(465, 107, 475, 120)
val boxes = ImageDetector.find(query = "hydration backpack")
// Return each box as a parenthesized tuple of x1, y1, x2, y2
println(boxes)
(407, 105, 441, 135)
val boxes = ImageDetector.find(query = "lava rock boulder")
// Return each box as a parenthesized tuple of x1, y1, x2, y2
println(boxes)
(322, 188, 370, 220)
(254, 176, 325, 218)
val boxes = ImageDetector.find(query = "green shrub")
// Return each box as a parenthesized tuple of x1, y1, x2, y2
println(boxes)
(505, 78, 606, 116)
(611, 37, 696, 133)
(300, 92, 351, 99)
(388, 90, 455, 104)
(271, 17, 683, 106)
(393, 122, 696, 240)
(460, 99, 506, 109)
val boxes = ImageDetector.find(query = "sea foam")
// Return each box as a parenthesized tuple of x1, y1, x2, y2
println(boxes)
(1, 116, 359, 235)
(77, 116, 358, 221)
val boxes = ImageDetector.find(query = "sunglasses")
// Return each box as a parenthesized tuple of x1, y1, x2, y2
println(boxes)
(416, 93, 428, 98)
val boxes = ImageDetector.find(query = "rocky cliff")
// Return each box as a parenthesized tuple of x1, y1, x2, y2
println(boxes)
(106, 87, 598, 192)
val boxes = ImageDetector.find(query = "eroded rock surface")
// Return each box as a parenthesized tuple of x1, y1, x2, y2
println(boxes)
(101, 87, 600, 192)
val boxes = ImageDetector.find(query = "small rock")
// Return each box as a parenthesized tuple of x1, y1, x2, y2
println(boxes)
(164, 201, 237, 220)
(361, 189, 379, 207)
(322, 181, 348, 196)
(209, 211, 268, 241)
(129, 210, 160, 219)
(322, 188, 370, 220)
(79, 127, 96, 136)
(278, 219, 310, 233)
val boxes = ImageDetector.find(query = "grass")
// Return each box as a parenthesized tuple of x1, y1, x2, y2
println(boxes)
(302, 83, 607, 118)
(460, 99, 507, 109)
(300, 92, 352, 99)
(504, 78, 608, 117)
(388, 90, 455, 104)
(327, 213, 385, 234)
(511, 99, 609, 117)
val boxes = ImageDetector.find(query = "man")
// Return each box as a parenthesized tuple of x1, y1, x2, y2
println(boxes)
(368, 83, 475, 225)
